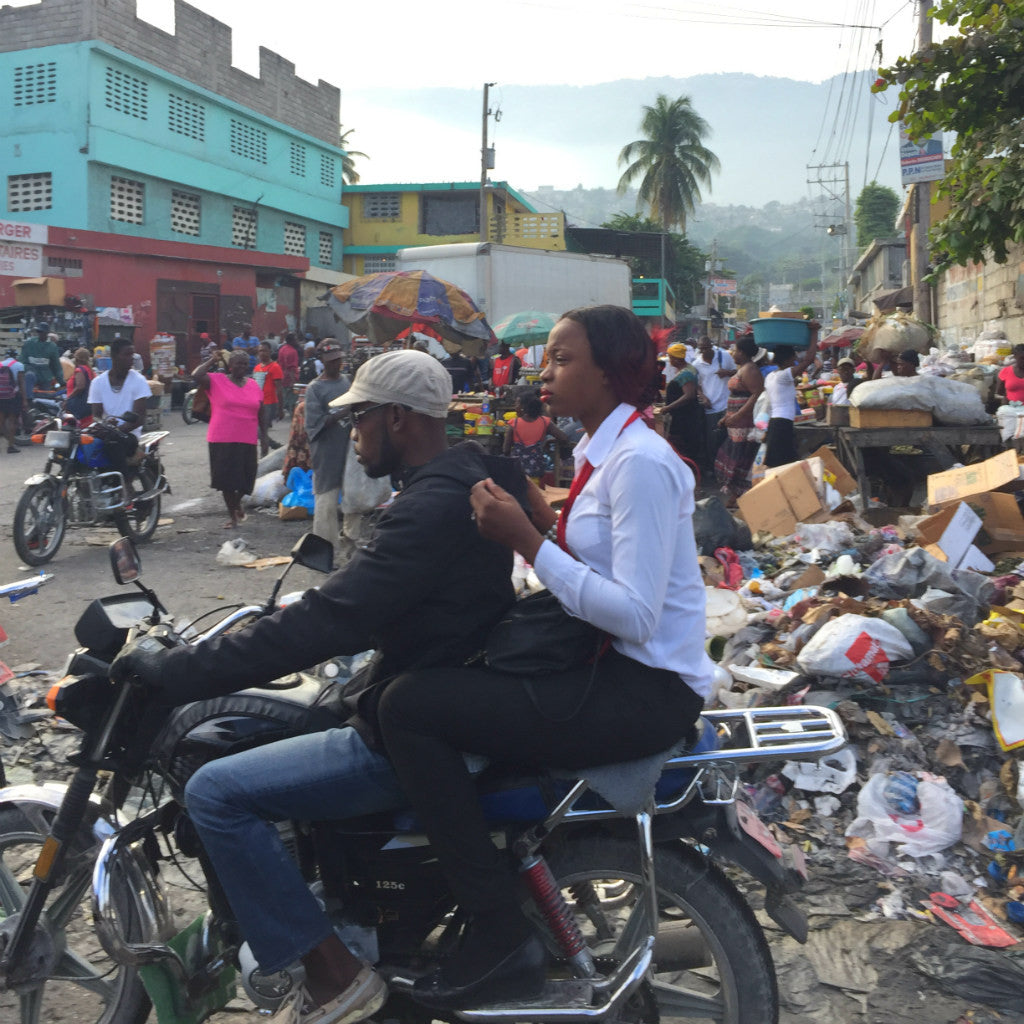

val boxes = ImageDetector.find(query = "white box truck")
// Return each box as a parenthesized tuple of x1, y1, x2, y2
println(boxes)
(395, 243, 632, 325)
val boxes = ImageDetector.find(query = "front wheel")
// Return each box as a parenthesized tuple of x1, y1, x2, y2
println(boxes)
(545, 837, 779, 1024)
(0, 807, 151, 1024)
(12, 484, 66, 565)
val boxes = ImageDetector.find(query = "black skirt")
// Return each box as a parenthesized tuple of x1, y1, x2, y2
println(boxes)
(764, 417, 797, 468)
(209, 441, 258, 495)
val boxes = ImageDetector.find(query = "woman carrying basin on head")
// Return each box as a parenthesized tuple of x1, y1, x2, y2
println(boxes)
(377, 304, 712, 1011)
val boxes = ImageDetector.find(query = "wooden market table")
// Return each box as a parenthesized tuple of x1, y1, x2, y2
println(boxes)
(835, 424, 1003, 504)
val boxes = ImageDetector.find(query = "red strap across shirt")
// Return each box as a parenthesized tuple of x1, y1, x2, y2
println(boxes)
(556, 410, 642, 551)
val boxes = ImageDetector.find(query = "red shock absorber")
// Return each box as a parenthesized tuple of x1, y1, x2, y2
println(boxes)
(520, 854, 595, 977)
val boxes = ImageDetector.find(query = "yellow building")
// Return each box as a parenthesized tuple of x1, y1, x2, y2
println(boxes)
(341, 181, 564, 275)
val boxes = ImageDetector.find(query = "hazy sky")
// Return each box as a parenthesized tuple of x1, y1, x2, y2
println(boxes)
(130, 0, 925, 194)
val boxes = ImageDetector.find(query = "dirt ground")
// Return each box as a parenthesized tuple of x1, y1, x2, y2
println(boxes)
(1, 414, 1023, 1023)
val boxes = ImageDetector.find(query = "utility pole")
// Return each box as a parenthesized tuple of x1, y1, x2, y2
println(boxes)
(479, 83, 496, 244)
(912, 2, 933, 326)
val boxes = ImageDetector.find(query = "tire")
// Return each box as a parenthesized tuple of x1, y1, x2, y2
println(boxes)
(0, 807, 151, 1024)
(120, 466, 161, 543)
(12, 483, 66, 565)
(181, 391, 196, 425)
(542, 837, 779, 1024)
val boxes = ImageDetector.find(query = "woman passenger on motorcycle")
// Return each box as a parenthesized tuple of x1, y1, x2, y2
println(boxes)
(192, 348, 262, 528)
(377, 304, 712, 1010)
(65, 347, 95, 425)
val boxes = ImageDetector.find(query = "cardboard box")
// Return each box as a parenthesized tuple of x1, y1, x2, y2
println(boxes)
(826, 405, 850, 426)
(737, 447, 858, 537)
(963, 491, 1024, 553)
(849, 407, 933, 428)
(926, 448, 1024, 508)
(13, 277, 65, 307)
(917, 502, 995, 572)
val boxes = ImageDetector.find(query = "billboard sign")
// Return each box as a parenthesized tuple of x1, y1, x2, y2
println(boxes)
(0, 219, 47, 277)
(900, 127, 945, 186)
(710, 277, 737, 295)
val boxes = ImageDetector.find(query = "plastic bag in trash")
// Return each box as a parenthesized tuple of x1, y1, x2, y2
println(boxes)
(249, 470, 289, 508)
(909, 943, 1024, 1010)
(782, 746, 857, 794)
(863, 547, 994, 625)
(796, 613, 913, 683)
(216, 538, 257, 566)
(281, 466, 315, 511)
(789, 520, 855, 555)
(692, 496, 752, 555)
(846, 772, 964, 859)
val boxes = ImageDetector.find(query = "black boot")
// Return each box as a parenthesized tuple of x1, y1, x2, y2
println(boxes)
(412, 913, 546, 1010)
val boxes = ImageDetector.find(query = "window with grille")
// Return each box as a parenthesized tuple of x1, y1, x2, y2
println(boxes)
(320, 154, 336, 188)
(47, 256, 83, 277)
(363, 256, 395, 274)
(362, 193, 400, 220)
(171, 190, 201, 236)
(230, 119, 267, 163)
(168, 93, 205, 141)
(104, 66, 148, 120)
(7, 172, 52, 212)
(14, 62, 57, 106)
(232, 206, 257, 248)
(290, 142, 306, 177)
(110, 176, 144, 223)
(318, 232, 333, 266)
(284, 222, 306, 256)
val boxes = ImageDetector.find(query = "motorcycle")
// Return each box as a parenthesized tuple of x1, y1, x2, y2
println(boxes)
(0, 535, 847, 1024)
(12, 412, 169, 566)
(180, 388, 201, 425)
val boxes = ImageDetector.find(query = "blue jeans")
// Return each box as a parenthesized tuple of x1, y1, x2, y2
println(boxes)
(184, 726, 405, 972)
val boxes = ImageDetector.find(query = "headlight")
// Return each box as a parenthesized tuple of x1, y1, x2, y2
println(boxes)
(44, 430, 71, 450)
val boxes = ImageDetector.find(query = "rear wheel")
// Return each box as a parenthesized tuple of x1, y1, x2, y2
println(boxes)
(12, 484, 65, 565)
(544, 837, 779, 1024)
(0, 807, 151, 1024)
(119, 466, 161, 542)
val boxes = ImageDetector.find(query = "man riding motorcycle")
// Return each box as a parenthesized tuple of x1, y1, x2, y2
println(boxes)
(112, 350, 522, 1024)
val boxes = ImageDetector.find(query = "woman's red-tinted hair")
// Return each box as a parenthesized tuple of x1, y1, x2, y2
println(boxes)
(559, 305, 658, 409)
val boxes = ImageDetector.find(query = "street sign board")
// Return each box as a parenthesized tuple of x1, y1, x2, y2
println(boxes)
(710, 277, 737, 295)
(0, 218, 46, 277)
(899, 127, 945, 186)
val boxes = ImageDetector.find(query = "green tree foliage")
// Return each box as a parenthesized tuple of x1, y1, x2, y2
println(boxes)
(854, 182, 901, 247)
(872, 0, 1024, 269)
(601, 213, 708, 308)
(617, 95, 720, 233)
(340, 126, 367, 185)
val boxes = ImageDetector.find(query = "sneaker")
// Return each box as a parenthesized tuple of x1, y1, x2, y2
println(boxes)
(269, 966, 387, 1024)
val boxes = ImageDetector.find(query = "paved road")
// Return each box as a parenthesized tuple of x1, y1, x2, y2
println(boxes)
(0, 410, 322, 670)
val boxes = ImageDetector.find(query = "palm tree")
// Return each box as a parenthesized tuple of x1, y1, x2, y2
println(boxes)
(340, 125, 368, 185)
(617, 95, 720, 233)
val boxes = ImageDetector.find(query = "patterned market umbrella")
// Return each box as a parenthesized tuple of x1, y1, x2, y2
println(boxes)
(327, 271, 495, 357)
(821, 325, 865, 348)
(493, 310, 561, 347)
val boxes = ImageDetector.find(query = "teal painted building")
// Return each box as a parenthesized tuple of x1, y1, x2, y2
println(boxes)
(0, 0, 349, 362)
(3, 41, 346, 268)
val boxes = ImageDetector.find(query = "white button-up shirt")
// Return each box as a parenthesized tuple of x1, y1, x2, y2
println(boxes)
(533, 403, 713, 699)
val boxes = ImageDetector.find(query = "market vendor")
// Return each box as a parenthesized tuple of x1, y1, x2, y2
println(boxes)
(997, 345, 1024, 404)
(829, 358, 860, 405)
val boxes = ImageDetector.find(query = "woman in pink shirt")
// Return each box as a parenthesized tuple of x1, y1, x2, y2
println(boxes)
(192, 349, 262, 528)
(998, 345, 1024, 404)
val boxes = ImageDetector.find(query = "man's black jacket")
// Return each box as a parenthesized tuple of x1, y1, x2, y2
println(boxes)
(148, 442, 518, 743)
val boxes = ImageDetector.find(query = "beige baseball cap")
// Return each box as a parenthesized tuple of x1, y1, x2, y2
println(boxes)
(330, 349, 451, 419)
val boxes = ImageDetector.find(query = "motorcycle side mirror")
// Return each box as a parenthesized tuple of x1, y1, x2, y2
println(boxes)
(290, 532, 335, 575)
(109, 537, 142, 584)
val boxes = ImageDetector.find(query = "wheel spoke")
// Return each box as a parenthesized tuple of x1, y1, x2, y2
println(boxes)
(650, 977, 725, 1020)
(45, 866, 93, 930)
(0, 854, 29, 912)
(52, 947, 117, 999)
(18, 986, 44, 1024)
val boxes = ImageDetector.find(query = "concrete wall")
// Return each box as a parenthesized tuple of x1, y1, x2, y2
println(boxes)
(936, 243, 1024, 348)
(0, 0, 340, 146)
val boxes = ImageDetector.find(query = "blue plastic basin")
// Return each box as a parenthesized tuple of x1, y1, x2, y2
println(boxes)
(750, 318, 812, 348)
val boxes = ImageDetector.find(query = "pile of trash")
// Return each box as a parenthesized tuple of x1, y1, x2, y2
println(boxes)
(701, 466, 1024, 1000)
